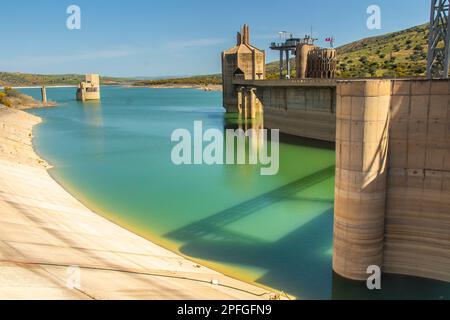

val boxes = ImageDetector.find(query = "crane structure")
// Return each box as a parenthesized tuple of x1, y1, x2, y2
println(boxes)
(427, 0, 450, 78)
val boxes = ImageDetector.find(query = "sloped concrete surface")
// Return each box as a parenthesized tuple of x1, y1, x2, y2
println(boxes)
(0, 106, 271, 300)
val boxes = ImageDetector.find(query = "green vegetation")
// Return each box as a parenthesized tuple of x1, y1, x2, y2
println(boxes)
(265, 23, 430, 78)
(0, 87, 42, 109)
(0, 72, 135, 87)
(336, 23, 429, 78)
(132, 74, 222, 87)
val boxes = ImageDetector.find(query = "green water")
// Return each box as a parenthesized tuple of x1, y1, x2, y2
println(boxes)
(26, 86, 449, 300)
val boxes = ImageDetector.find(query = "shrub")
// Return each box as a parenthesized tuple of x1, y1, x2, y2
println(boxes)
(0, 92, 12, 107)
(4, 87, 23, 98)
(1, 87, 40, 108)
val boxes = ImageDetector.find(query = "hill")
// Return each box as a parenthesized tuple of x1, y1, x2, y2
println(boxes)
(0, 72, 136, 87)
(265, 23, 429, 78)
(132, 74, 222, 87)
(336, 23, 428, 78)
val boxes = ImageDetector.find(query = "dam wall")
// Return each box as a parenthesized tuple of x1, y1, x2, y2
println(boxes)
(334, 79, 450, 283)
(227, 76, 449, 283)
(383, 80, 450, 282)
(233, 79, 337, 142)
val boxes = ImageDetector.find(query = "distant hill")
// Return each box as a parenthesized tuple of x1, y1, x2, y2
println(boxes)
(132, 74, 222, 87)
(0, 72, 136, 87)
(265, 23, 429, 78)
(336, 23, 428, 78)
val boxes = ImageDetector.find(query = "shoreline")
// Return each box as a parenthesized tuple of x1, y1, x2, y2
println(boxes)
(44, 167, 285, 299)
(129, 84, 223, 91)
(0, 105, 276, 300)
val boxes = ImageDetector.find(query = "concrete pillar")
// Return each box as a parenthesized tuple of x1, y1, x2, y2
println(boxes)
(243, 88, 249, 119)
(286, 50, 291, 78)
(41, 86, 47, 106)
(296, 44, 315, 79)
(249, 88, 257, 119)
(237, 87, 244, 114)
(279, 50, 284, 80)
(333, 80, 392, 280)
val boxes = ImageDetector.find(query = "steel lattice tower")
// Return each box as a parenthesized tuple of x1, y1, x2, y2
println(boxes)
(427, 0, 450, 78)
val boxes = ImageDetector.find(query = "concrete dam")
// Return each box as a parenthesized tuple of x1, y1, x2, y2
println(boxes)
(222, 25, 450, 283)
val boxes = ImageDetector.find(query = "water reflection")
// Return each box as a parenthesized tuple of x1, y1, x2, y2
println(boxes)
(80, 100, 103, 128)
(80, 100, 105, 157)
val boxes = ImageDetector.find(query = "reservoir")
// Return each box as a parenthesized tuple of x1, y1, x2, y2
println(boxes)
(25, 86, 449, 299)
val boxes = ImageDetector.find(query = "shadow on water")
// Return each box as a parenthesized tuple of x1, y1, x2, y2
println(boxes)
(165, 115, 337, 298)
(166, 166, 336, 299)
(167, 115, 450, 300)
(167, 166, 335, 242)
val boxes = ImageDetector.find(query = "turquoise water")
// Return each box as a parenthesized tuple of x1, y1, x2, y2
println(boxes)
(25, 86, 449, 300)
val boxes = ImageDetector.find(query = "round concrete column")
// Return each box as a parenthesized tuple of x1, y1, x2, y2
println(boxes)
(296, 44, 315, 79)
(333, 80, 391, 280)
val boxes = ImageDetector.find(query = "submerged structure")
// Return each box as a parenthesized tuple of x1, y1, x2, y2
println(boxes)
(222, 25, 450, 284)
(76, 74, 101, 101)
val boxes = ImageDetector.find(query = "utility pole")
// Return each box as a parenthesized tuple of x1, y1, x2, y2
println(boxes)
(427, 0, 450, 78)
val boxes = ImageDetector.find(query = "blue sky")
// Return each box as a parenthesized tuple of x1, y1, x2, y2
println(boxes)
(0, 0, 429, 77)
